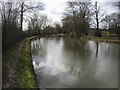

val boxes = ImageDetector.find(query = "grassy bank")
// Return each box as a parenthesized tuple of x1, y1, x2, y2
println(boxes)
(3, 36, 38, 88)
(86, 36, 120, 43)
(16, 37, 38, 88)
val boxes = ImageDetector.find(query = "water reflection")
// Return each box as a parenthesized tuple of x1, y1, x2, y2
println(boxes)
(31, 37, 118, 88)
(95, 41, 99, 57)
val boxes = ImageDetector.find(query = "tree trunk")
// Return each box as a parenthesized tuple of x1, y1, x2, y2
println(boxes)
(95, 2, 101, 37)
(20, 2, 24, 31)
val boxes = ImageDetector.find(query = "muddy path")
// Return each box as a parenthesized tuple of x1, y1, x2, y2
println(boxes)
(2, 40, 25, 88)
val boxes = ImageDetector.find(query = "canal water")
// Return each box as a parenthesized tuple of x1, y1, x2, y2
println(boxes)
(31, 37, 118, 88)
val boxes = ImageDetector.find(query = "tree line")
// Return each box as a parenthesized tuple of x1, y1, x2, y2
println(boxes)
(62, 1, 120, 37)
(0, 2, 44, 52)
(1, 1, 120, 52)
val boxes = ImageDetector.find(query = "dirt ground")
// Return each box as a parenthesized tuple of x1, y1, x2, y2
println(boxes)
(2, 40, 25, 88)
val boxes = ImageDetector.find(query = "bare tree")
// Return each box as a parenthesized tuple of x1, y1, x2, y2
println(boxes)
(27, 14, 49, 36)
(92, 1, 105, 37)
(95, 2, 99, 30)
(63, 2, 91, 36)
(0, 1, 22, 51)
(18, 2, 44, 31)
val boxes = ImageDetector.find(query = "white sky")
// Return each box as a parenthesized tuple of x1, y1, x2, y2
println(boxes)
(40, 0, 67, 24)
(40, 0, 118, 23)
(22, 0, 118, 30)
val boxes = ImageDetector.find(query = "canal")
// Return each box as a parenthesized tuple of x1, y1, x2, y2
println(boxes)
(31, 36, 118, 88)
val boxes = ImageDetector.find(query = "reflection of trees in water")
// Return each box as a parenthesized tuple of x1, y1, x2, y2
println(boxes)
(66, 63, 89, 78)
(47, 36, 62, 44)
(31, 38, 47, 57)
(68, 64, 81, 77)
(109, 44, 119, 58)
(31, 37, 62, 57)
(62, 37, 92, 60)
(97, 42, 119, 58)
(95, 41, 99, 57)
(54, 37, 61, 42)
(62, 37, 101, 78)
(62, 37, 119, 80)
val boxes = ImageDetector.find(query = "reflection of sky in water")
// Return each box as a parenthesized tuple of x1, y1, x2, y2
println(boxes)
(33, 38, 68, 76)
(31, 37, 118, 88)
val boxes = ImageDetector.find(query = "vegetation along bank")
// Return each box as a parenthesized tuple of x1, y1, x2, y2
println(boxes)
(2, 36, 38, 88)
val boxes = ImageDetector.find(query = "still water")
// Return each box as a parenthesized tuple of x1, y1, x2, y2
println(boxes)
(31, 36, 118, 88)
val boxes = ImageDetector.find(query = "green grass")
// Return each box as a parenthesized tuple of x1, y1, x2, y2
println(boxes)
(2, 42, 21, 74)
(86, 36, 120, 43)
(16, 37, 37, 88)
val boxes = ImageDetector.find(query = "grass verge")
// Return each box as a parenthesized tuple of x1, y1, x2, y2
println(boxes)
(3, 36, 38, 88)
(16, 36, 38, 88)
(86, 36, 120, 43)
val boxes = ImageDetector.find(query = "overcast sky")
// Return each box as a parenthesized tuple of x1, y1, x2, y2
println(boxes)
(39, 0, 118, 23)
(22, 0, 118, 30)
